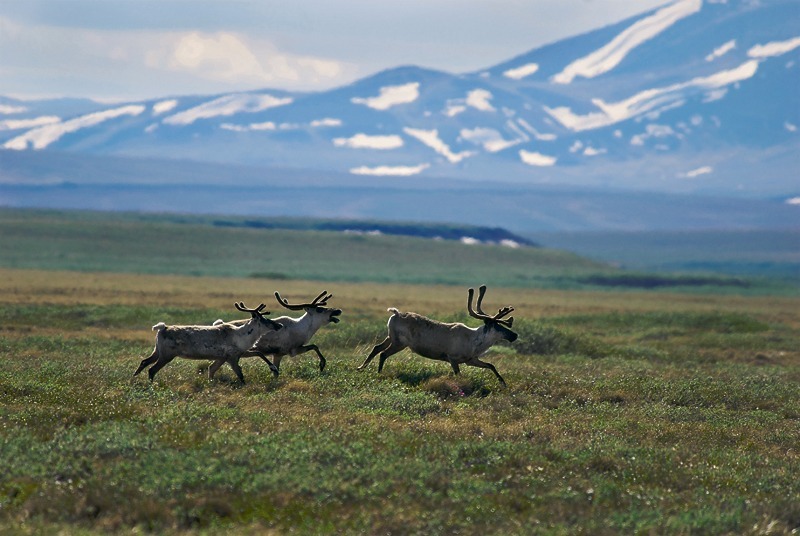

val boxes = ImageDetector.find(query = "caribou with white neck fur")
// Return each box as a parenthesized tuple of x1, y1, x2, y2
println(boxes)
(358, 285, 518, 386)
(216, 290, 341, 377)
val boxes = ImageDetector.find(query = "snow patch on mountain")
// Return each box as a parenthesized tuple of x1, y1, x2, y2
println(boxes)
(631, 124, 680, 146)
(333, 133, 404, 150)
(466, 89, 496, 112)
(443, 103, 467, 117)
(583, 146, 607, 156)
(404, 127, 473, 163)
(0, 116, 60, 131)
(221, 121, 276, 132)
(517, 119, 557, 141)
(152, 100, 178, 115)
(503, 63, 540, 80)
(706, 40, 736, 62)
(681, 166, 713, 178)
(552, 0, 702, 84)
(350, 163, 429, 176)
(519, 150, 557, 166)
(748, 36, 800, 58)
(310, 118, 342, 127)
(460, 127, 520, 152)
(0, 104, 27, 115)
(351, 82, 420, 110)
(163, 94, 292, 125)
(546, 60, 760, 131)
(220, 117, 343, 132)
(702, 88, 728, 102)
(4, 105, 146, 150)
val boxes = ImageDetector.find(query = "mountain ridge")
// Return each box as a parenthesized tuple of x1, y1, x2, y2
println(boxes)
(0, 0, 798, 231)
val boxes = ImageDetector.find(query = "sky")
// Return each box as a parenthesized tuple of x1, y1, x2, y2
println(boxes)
(0, 0, 669, 102)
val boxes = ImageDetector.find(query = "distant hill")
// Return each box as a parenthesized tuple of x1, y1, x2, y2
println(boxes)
(211, 217, 536, 247)
(1, 151, 798, 233)
(3, 207, 786, 293)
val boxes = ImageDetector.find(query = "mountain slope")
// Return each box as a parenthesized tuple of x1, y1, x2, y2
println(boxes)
(0, 0, 798, 199)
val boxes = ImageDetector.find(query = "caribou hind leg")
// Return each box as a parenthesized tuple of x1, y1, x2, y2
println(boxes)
(377, 341, 406, 373)
(358, 337, 391, 370)
(209, 358, 226, 380)
(147, 354, 175, 381)
(134, 349, 158, 376)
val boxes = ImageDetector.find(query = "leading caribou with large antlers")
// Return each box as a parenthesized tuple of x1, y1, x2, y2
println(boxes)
(358, 285, 518, 386)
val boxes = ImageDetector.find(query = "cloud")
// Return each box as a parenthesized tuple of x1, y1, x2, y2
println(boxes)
(0, 14, 350, 99)
(150, 30, 346, 87)
(168, 32, 267, 81)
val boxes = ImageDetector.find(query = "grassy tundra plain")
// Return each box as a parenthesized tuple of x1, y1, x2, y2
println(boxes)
(0, 209, 798, 534)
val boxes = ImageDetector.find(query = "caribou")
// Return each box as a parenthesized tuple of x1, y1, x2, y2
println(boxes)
(217, 290, 341, 377)
(134, 302, 282, 383)
(358, 285, 518, 386)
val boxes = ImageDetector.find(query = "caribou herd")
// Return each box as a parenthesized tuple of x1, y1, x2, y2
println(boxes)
(135, 286, 518, 387)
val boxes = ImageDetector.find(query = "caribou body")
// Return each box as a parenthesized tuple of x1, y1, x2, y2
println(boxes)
(134, 302, 282, 383)
(219, 290, 341, 376)
(358, 286, 517, 385)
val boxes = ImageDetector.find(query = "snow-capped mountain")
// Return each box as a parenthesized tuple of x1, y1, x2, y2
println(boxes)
(1, 0, 798, 198)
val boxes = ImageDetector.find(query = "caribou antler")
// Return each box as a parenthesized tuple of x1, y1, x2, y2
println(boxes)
(274, 290, 333, 311)
(467, 285, 514, 327)
(235, 302, 269, 316)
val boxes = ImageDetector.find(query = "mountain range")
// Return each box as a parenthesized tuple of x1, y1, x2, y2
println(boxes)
(1, 0, 798, 232)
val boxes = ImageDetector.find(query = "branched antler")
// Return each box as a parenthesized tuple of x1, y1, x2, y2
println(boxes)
(275, 290, 333, 311)
(467, 285, 514, 327)
(235, 302, 269, 316)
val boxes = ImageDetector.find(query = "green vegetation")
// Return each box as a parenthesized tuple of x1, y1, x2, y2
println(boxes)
(0, 208, 794, 294)
(1, 208, 798, 533)
(531, 229, 800, 282)
(0, 269, 798, 534)
(0, 208, 599, 287)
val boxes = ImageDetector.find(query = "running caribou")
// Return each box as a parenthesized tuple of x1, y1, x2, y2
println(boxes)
(217, 290, 341, 377)
(358, 285, 518, 386)
(134, 302, 282, 383)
